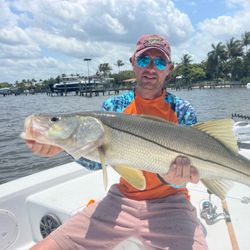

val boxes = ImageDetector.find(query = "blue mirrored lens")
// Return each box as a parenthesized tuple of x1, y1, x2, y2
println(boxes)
(136, 56, 167, 70)
(136, 56, 151, 68)
(154, 57, 167, 70)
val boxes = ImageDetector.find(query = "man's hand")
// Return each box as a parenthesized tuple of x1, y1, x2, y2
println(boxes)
(159, 155, 199, 186)
(26, 140, 63, 157)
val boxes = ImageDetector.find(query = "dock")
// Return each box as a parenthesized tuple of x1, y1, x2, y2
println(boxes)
(46, 86, 133, 97)
(173, 81, 247, 91)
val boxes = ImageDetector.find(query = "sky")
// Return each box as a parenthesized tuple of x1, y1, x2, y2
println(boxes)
(0, 0, 249, 83)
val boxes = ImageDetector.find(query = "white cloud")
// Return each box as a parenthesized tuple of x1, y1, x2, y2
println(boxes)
(172, 0, 250, 63)
(198, 10, 249, 38)
(0, 0, 196, 82)
(0, 1, 18, 28)
(0, 43, 40, 59)
(226, 0, 249, 8)
(0, 0, 249, 82)
(0, 26, 30, 45)
(0, 57, 57, 81)
(148, 0, 194, 43)
(103, 14, 126, 34)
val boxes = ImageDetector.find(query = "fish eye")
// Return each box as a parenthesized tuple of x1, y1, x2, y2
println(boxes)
(50, 116, 61, 122)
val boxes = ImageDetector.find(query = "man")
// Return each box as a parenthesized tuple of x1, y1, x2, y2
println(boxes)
(29, 34, 208, 249)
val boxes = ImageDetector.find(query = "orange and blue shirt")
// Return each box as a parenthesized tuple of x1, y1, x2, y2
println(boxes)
(77, 90, 197, 200)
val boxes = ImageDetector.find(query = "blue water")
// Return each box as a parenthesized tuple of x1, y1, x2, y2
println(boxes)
(0, 88, 249, 184)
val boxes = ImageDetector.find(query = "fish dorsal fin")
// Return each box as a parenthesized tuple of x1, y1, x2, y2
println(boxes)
(112, 164, 146, 190)
(192, 119, 238, 153)
(201, 179, 234, 200)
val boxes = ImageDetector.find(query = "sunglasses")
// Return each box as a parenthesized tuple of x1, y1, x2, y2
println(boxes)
(136, 55, 168, 70)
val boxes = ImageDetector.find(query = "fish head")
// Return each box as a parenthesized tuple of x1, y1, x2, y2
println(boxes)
(21, 114, 105, 158)
(21, 114, 78, 142)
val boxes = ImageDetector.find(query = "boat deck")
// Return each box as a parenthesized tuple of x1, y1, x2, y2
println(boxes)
(1, 149, 250, 250)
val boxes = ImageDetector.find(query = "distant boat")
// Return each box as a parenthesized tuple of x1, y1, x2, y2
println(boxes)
(53, 75, 81, 92)
(234, 120, 250, 149)
(246, 83, 250, 89)
(0, 87, 11, 96)
(53, 76, 103, 92)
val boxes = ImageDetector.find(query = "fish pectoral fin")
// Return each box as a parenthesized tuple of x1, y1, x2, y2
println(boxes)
(98, 147, 108, 190)
(201, 178, 234, 200)
(112, 164, 146, 190)
(192, 119, 238, 153)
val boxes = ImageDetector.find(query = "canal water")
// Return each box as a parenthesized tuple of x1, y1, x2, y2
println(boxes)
(0, 88, 249, 184)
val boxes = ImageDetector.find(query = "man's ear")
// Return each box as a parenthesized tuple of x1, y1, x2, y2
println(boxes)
(130, 56, 135, 66)
(169, 63, 174, 71)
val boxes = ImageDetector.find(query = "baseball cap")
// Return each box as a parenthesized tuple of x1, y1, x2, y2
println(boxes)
(132, 34, 171, 61)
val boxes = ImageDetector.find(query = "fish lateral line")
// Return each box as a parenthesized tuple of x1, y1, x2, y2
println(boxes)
(104, 123, 250, 178)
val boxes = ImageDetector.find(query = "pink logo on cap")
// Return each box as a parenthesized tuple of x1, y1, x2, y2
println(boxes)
(134, 34, 171, 61)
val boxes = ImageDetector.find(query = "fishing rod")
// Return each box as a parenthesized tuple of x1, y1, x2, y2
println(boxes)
(221, 199, 240, 250)
(200, 190, 240, 250)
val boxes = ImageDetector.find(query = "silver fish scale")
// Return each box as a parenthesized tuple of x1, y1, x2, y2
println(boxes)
(31, 112, 250, 184)
(94, 112, 233, 162)
(88, 112, 250, 183)
(103, 125, 178, 173)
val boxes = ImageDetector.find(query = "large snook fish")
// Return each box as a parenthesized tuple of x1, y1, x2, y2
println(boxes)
(21, 111, 250, 200)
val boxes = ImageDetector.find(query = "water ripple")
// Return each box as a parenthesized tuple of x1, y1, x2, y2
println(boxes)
(0, 89, 249, 184)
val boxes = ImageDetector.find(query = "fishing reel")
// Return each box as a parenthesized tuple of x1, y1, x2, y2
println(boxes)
(200, 190, 229, 225)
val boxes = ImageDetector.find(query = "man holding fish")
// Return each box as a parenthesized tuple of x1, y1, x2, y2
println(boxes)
(27, 34, 208, 249)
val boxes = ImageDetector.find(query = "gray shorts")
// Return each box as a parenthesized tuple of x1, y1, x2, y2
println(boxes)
(50, 185, 208, 250)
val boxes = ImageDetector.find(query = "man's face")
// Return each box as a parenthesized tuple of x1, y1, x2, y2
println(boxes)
(132, 48, 172, 92)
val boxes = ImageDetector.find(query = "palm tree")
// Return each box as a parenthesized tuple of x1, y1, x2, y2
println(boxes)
(98, 63, 112, 77)
(115, 60, 125, 84)
(226, 38, 243, 80)
(181, 54, 192, 65)
(226, 38, 243, 59)
(180, 54, 192, 88)
(207, 42, 227, 81)
(31, 78, 37, 86)
(241, 31, 250, 55)
(115, 60, 124, 73)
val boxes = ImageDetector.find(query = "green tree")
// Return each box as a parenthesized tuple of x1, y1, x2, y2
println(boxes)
(110, 70, 135, 87)
(226, 38, 243, 80)
(241, 32, 250, 79)
(115, 60, 124, 73)
(241, 31, 250, 55)
(207, 42, 227, 81)
(0, 82, 11, 88)
(98, 63, 112, 77)
(189, 64, 206, 83)
(180, 54, 192, 87)
(242, 51, 250, 78)
(16, 80, 27, 91)
(114, 60, 125, 84)
(226, 37, 243, 58)
(181, 54, 192, 65)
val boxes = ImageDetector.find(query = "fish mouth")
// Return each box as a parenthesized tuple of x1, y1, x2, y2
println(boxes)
(21, 115, 50, 143)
